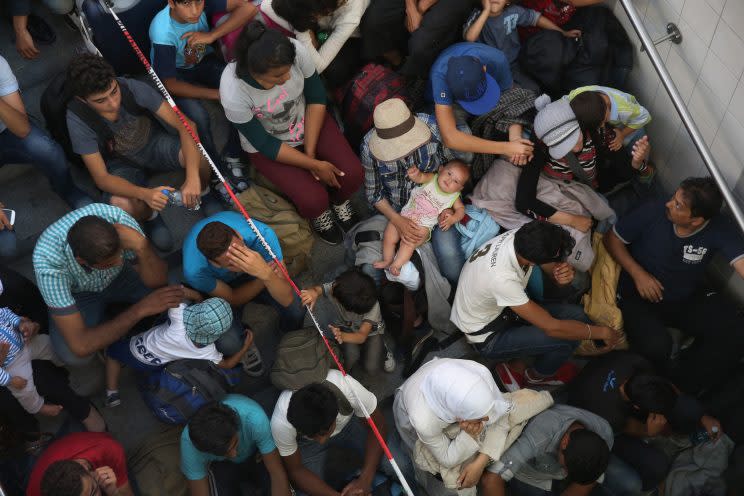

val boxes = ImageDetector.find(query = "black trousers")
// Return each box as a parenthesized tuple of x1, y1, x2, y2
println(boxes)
(207, 455, 270, 496)
(612, 435, 670, 491)
(323, 37, 365, 90)
(360, 0, 475, 77)
(619, 289, 744, 394)
(0, 265, 48, 330)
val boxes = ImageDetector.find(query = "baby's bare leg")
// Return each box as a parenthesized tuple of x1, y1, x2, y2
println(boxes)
(388, 240, 418, 276)
(374, 222, 401, 269)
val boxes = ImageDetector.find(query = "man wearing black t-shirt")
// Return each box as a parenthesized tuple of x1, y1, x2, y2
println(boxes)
(603, 177, 744, 393)
(567, 351, 723, 492)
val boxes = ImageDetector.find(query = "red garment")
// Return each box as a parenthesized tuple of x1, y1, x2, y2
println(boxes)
(249, 113, 364, 219)
(519, 0, 577, 39)
(26, 432, 129, 496)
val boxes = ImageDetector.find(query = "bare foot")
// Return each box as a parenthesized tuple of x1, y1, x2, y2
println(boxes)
(373, 260, 392, 269)
(38, 404, 63, 416)
(388, 264, 402, 276)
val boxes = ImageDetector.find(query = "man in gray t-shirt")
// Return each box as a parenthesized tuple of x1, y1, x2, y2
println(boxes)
(64, 55, 221, 250)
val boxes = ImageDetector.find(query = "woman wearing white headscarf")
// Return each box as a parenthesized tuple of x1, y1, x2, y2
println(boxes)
(394, 358, 510, 493)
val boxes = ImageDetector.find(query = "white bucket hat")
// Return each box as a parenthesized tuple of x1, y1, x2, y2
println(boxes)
(368, 98, 432, 163)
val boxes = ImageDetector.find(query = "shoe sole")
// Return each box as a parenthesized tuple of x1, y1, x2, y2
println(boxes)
(105, 400, 121, 408)
(411, 329, 435, 358)
(495, 365, 522, 392)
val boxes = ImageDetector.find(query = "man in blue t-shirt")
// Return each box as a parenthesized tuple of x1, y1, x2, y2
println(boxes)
(181, 395, 292, 496)
(428, 42, 533, 162)
(183, 212, 305, 353)
(604, 177, 744, 393)
(149, 0, 257, 192)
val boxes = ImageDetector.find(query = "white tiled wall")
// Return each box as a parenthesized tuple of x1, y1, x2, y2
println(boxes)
(606, 0, 744, 296)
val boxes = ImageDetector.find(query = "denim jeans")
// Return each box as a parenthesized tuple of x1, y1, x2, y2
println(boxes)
(358, 226, 465, 288)
(0, 230, 17, 259)
(296, 416, 414, 496)
(506, 455, 641, 496)
(49, 265, 152, 367)
(475, 303, 586, 376)
(0, 125, 91, 209)
(176, 56, 242, 166)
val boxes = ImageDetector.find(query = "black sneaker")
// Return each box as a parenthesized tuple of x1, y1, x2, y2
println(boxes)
(223, 157, 250, 192)
(312, 209, 344, 245)
(211, 179, 235, 208)
(104, 392, 121, 408)
(403, 334, 439, 378)
(332, 200, 360, 233)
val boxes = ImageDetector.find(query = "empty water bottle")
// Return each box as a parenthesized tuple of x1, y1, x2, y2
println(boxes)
(689, 428, 715, 445)
(162, 189, 200, 211)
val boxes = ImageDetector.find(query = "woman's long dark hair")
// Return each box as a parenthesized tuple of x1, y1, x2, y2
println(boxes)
(234, 22, 296, 79)
(272, 0, 340, 32)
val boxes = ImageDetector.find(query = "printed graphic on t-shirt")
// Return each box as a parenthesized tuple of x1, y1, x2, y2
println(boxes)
(132, 335, 162, 365)
(682, 245, 708, 264)
(602, 370, 617, 392)
(184, 43, 207, 66)
(503, 13, 519, 34)
(251, 90, 304, 143)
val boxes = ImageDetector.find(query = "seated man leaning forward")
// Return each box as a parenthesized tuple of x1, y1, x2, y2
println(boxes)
(271, 370, 413, 495)
(183, 211, 305, 352)
(451, 220, 623, 391)
(181, 396, 292, 496)
(33, 204, 184, 367)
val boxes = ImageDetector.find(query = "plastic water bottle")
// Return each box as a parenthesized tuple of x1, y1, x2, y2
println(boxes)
(689, 426, 718, 445)
(162, 189, 200, 211)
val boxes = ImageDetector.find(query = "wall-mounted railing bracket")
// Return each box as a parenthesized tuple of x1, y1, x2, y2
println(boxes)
(641, 22, 682, 52)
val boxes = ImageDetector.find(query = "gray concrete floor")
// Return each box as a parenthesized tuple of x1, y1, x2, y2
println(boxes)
(0, 1, 470, 459)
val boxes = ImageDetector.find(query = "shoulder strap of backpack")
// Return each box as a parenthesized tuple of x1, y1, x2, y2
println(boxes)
(564, 152, 593, 186)
(322, 380, 354, 417)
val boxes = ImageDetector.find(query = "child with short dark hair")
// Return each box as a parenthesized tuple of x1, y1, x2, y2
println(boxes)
(464, 0, 580, 89)
(300, 269, 394, 373)
(568, 85, 651, 152)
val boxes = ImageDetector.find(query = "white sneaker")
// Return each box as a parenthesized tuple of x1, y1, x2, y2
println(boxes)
(384, 350, 397, 373)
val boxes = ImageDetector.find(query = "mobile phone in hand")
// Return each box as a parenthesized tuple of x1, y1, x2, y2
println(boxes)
(2, 209, 15, 227)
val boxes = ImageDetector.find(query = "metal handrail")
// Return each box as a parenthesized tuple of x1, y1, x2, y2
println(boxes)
(618, 0, 744, 235)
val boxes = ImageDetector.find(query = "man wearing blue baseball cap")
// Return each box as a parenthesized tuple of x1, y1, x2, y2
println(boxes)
(429, 42, 534, 158)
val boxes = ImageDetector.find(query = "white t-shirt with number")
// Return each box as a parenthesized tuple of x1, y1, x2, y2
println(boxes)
(450, 230, 532, 343)
(270, 370, 378, 456)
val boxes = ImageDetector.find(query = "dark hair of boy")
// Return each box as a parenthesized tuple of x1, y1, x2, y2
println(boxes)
(514, 220, 576, 265)
(625, 373, 677, 416)
(234, 22, 296, 79)
(287, 383, 339, 437)
(273, 0, 339, 32)
(40, 460, 89, 496)
(67, 216, 121, 265)
(188, 402, 240, 456)
(332, 269, 377, 314)
(67, 54, 117, 99)
(196, 221, 235, 260)
(569, 91, 606, 133)
(679, 176, 723, 220)
(563, 429, 610, 485)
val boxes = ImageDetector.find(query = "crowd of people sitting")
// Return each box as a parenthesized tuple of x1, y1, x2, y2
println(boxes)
(2, 0, 744, 494)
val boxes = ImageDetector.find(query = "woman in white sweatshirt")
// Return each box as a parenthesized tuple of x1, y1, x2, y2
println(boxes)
(258, 0, 370, 88)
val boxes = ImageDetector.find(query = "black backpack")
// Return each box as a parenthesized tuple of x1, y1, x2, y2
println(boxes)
(40, 73, 148, 163)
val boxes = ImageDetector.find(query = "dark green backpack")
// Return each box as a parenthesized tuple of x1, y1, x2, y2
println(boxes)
(270, 328, 352, 415)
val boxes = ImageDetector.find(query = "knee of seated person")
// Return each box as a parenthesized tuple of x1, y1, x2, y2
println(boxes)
(295, 193, 330, 219)
(110, 196, 147, 220)
(480, 471, 503, 491)
(43, 0, 75, 14)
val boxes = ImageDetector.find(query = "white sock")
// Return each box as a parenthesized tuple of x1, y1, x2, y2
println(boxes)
(106, 389, 118, 397)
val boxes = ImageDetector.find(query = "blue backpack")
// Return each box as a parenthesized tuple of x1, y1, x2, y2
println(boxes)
(139, 359, 242, 425)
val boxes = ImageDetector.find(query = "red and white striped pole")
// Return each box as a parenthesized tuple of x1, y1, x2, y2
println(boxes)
(99, 3, 414, 494)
